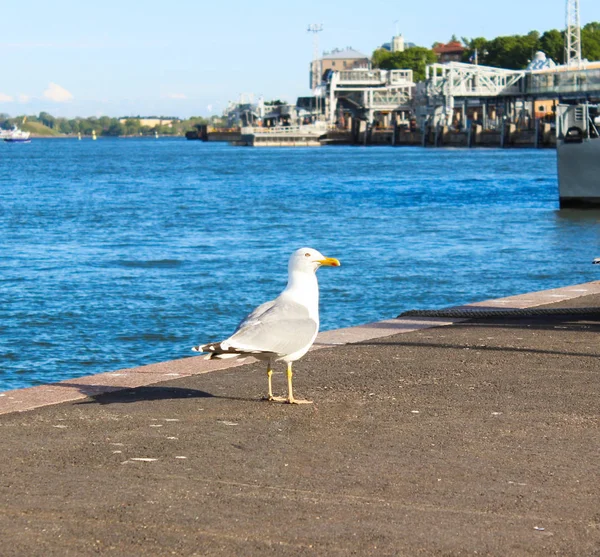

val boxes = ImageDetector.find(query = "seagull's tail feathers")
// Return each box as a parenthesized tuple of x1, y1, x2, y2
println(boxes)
(192, 342, 276, 361)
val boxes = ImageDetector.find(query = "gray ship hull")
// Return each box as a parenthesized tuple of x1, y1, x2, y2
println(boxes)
(557, 137, 600, 207)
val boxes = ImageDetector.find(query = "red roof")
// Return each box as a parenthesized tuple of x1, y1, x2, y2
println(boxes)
(433, 41, 465, 54)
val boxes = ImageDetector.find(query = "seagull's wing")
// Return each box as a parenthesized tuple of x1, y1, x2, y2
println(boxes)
(223, 299, 318, 356)
(231, 299, 278, 333)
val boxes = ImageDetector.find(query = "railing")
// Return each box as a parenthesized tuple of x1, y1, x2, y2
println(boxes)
(425, 67, 525, 98)
(241, 123, 328, 135)
(337, 70, 387, 84)
(427, 81, 524, 97)
(335, 69, 414, 86)
(371, 90, 412, 106)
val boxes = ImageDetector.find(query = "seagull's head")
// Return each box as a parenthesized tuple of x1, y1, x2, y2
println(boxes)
(289, 247, 340, 274)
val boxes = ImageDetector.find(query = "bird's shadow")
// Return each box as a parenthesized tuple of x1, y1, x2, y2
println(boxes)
(56, 383, 260, 406)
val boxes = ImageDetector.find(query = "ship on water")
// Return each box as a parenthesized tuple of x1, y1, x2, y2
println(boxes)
(1, 125, 31, 143)
(556, 103, 600, 208)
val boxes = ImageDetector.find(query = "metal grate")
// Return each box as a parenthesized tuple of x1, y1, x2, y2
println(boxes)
(398, 307, 600, 319)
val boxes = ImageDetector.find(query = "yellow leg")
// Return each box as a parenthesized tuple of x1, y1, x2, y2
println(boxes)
(267, 366, 274, 400)
(265, 365, 286, 402)
(286, 362, 294, 403)
(286, 362, 312, 405)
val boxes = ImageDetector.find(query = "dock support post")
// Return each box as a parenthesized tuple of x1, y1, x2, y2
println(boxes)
(534, 118, 540, 149)
(482, 101, 488, 130)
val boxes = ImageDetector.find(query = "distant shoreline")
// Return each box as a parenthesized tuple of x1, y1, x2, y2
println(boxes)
(27, 134, 186, 139)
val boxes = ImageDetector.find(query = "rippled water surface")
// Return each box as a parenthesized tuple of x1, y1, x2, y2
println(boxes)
(2, 138, 599, 390)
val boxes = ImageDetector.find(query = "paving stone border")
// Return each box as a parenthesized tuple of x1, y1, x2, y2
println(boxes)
(2, 280, 599, 416)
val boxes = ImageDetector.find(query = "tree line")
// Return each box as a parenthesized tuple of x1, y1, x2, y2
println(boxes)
(0, 112, 226, 137)
(372, 22, 600, 79)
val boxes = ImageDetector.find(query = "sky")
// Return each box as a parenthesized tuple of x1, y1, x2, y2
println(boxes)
(0, 0, 597, 119)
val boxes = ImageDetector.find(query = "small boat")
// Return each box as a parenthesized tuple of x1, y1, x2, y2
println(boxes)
(556, 103, 600, 208)
(92, 130, 97, 140)
(2, 125, 31, 143)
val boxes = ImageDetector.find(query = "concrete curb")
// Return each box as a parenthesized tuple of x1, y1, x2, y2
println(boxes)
(2, 280, 600, 416)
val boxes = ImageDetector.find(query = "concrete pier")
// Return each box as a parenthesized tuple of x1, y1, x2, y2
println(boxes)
(402, 124, 556, 148)
(199, 125, 556, 148)
(312, 125, 557, 148)
(1, 281, 600, 555)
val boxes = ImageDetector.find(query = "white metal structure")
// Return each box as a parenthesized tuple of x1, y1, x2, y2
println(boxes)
(565, 0, 582, 67)
(422, 62, 525, 126)
(424, 62, 524, 99)
(327, 69, 414, 124)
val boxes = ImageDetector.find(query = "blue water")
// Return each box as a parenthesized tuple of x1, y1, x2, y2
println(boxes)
(2, 138, 600, 391)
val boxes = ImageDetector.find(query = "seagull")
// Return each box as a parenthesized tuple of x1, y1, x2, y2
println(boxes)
(192, 248, 340, 404)
(594, 258, 600, 264)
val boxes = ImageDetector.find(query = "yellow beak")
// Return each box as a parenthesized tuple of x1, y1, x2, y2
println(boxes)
(318, 257, 341, 267)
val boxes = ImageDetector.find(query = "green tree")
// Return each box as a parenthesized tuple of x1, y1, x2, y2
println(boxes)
(105, 121, 124, 136)
(97, 116, 112, 132)
(69, 119, 81, 133)
(372, 46, 437, 81)
(56, 118, 73, 134)
(462, 37, 490, 63)
(582, 22, 600, 61)
(122, 118, 142, 136)
(484, 31, 540, 69)
(539, 29, 564, 64)
(79, 117, 97, 135)
(38, 111, 55, 129)
(372, 48, 393, 68)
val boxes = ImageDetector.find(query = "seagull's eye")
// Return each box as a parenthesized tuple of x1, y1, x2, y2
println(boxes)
(304, 253, 311, 257)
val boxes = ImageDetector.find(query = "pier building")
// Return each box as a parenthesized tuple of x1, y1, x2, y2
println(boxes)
(216, 0, 600, 150)
(421, 59, 600, 129)
(310, 47, 370, 90)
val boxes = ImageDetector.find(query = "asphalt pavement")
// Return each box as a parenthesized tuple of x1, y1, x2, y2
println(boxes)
(1, 291, 600, 556)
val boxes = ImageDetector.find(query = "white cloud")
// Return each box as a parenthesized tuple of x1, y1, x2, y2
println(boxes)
(0, 93, 14, 102)
(43, 82, 74, 103)
(166, 92, 187, 100)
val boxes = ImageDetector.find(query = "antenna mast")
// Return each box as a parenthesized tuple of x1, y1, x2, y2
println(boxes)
(565, 0, 582, 66)
(307, 24, 323, 116)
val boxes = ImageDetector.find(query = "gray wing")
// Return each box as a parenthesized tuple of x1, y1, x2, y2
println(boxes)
(231, 299, 278, 333)
(224, 299, 318, 356)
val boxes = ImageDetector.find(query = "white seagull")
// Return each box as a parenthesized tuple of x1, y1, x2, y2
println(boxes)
(192, 248, 340, 404)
